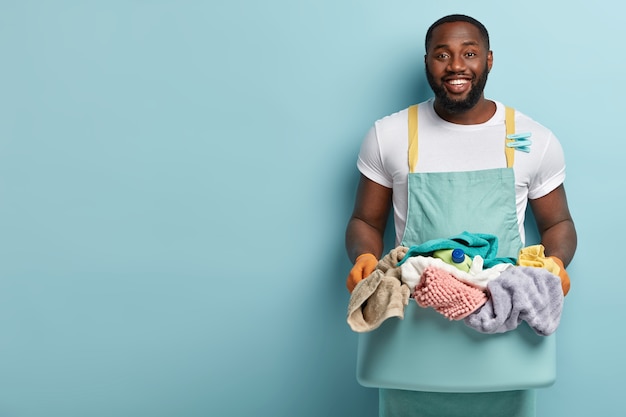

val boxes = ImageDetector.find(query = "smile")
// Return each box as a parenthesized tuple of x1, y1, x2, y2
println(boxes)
(444, 78, 471, 94)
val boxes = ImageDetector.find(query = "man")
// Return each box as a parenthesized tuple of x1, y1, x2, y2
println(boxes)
(345, 14, 577, 417)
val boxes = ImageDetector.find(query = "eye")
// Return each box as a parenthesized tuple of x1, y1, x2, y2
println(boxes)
(465, 52, 477, 58)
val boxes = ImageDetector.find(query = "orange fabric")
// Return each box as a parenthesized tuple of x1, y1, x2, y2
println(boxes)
(549, 256, 571, 296)
(347, 253, 378, 293)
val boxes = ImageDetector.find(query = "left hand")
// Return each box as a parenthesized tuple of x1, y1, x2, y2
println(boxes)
(549, 256, 571, 296)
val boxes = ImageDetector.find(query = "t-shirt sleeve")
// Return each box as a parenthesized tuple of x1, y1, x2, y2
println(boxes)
(528, 131, 566, 200)
(356, 125, 393, 188)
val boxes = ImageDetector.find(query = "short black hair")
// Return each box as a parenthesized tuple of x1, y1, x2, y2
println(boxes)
(425, 14, 490, 52)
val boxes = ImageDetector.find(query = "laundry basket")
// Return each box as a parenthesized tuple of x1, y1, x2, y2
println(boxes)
(356, 301, 556, 393)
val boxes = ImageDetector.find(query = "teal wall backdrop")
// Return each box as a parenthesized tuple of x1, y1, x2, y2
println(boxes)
(0, 1, 620, 416)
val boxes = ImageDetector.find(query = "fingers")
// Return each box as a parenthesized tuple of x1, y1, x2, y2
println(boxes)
(549, 256, 571, 296)
(346, 253, 378, 293)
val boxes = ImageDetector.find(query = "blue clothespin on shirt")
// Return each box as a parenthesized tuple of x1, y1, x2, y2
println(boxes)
(506, 132, 532, 153)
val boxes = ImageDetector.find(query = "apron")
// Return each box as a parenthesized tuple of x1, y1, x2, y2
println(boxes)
(380, 104, 532, 417)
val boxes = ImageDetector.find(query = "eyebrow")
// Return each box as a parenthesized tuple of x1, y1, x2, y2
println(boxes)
(431, 40, 481, 50)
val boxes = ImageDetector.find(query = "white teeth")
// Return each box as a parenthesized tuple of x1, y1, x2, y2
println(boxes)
(448, 79, 468, 85)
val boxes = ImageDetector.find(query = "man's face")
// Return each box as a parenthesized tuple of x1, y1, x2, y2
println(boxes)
(424, 21, 493, 114)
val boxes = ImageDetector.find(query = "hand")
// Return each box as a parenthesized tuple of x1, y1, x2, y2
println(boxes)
(549, 256, 571, 296)
(346, 253, 378, 293)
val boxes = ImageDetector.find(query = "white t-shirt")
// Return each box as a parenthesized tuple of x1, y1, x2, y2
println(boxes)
(357, 98, 566, 246)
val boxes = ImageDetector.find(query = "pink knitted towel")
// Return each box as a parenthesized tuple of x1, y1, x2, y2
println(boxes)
(414, 266, 488, 320)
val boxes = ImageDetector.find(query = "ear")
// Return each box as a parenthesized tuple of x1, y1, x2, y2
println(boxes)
(487, 50, 493, 72)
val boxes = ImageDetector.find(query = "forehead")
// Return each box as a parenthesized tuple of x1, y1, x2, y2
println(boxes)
(428, 21, 485, 50)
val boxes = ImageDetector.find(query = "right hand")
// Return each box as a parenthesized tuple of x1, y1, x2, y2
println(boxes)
(346, 253, 378, 293)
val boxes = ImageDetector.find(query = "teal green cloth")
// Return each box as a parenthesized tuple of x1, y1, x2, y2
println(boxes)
(401, 169, 523, 259)
(398, 231, 517, 268)
(380, 389, 536, 417)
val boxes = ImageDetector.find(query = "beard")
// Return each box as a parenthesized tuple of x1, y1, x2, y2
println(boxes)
(426, 63, 489, 114)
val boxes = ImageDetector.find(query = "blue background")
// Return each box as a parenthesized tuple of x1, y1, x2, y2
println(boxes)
(0, 1, 619, 416)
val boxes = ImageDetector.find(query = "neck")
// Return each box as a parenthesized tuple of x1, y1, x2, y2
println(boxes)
(433, 97, 496, 125)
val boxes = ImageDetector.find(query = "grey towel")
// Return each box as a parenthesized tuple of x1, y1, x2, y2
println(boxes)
(463, 266, 564, 336)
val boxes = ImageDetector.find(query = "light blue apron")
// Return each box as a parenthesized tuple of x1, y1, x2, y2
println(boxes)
(380, 104, 531, 417)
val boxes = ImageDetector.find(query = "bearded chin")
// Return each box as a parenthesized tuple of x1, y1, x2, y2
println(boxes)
(426, 65, 489, 114)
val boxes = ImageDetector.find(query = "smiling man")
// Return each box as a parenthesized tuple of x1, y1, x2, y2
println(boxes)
(425, 17, 492, 120)
(345, 14, 577, 417)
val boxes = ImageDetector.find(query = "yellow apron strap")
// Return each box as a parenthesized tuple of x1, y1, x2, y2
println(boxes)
(410, 104, 515, 170)
(505, 106, 515, 168)
(408, 104, 418, 173)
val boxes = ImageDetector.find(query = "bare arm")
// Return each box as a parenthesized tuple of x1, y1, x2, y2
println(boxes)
(345, 174, 393, 263)
(529, 183, 577, 266)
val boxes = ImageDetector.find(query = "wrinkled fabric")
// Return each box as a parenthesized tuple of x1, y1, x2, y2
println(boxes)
(377, 246, 409, 275)
(399, 231, 517, 268)
(518, 245, 570, 296)
(401, 254, 513, 291)
(518, 245, 560, 274)
(347, 247, 411, 332)
(464, 266, 564, 335)
(413, 266, 488, 320)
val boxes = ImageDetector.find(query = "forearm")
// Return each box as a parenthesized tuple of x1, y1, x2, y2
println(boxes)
(530, 184, 577, 267)
(345, 175, 393, 263)
(539, 218, 577, 267)
(345, 217, 386, 263)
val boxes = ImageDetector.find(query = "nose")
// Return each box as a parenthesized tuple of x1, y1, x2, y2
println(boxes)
(447, 54, 466, 73)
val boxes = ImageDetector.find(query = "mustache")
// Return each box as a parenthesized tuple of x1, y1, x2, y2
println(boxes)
(425, 64, 489, 114)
